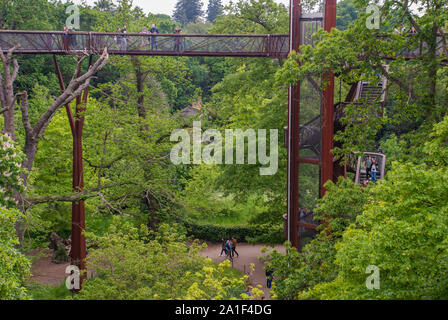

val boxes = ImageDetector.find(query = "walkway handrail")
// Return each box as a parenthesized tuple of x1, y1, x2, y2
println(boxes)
(0, 30, 290, 58)
(0, 30, 444, 60)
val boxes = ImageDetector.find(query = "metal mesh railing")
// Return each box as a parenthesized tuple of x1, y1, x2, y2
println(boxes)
(0, 31, 289, 58)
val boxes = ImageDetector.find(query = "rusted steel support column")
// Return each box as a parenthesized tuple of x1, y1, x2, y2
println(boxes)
(53, 55, 92, 288)
(321, 0, 337, 196)
(286, 0, 301, 249)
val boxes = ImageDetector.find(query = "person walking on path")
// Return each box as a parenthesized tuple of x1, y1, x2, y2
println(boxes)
(224, 240, 232, 258)
(220, 238, 227, 256)
(265, 267, 274, 289)
(231, 237, 239, 258)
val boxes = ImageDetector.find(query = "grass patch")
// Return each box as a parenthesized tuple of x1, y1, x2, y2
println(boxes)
(197, 198, 266, 227)
(26, 281, 73, 300)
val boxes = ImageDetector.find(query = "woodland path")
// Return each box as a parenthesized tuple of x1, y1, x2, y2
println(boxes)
(28, 243, 285, 301)
(200, 243, 285, 300)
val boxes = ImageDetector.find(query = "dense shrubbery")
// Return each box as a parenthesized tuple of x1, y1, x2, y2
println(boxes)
(0, 134, 31, 300)
(181, 216, 284, 244)
(182, 218, 260, 243)
(301, 162, 448, 299)
(0, 208, 31, 300)
(74, 218, 263, 300)
(263, 178, 367, 299)
(265, 117, 448, 300)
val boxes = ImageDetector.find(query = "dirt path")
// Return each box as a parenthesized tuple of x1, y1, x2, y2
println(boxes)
(28, 249, 69, 286)
(200, 243, 285, 300)
(29, 244, 285, 300)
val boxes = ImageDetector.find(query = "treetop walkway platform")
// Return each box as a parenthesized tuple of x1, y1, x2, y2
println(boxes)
(0, 29, 444, 60)
(0, 30, 290, 58)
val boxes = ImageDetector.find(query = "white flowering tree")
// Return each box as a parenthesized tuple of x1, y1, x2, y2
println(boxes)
(0, 133, 24, 209)
(0, 133, 30, 299)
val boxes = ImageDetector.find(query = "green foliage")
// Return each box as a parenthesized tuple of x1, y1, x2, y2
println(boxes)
(262, 178, 367, 299)
(276, 0, 448, 159)
(74, 218, 262, 300)
(336, 0, 359, 31)
(26, 281, 72, 300)
(0, 0, 57, 30)
(213, 0, 288, 34)
(302, 162, 448, 299)
(423, 116, 448, 166)
(173, 0, 204, 26)
(182, 218, 261, 243)
(0, 208, 31, 300)
(53, 242, 69, 264)
(268, 118, 448, 300)
(314, 178, 368, 236)
(207, 0, 223, 23)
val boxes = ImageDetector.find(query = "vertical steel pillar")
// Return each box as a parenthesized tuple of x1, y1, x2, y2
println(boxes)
(321, 0, 337, 196)
(287, 0, 301, 249)
(53, 55, 92, 289)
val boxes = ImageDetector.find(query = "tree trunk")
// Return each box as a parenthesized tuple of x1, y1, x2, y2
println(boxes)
(426, 22, 438, 121)
(132, 57, 147, 119)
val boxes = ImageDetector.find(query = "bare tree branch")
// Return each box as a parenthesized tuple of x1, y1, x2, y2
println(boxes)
(17, 91, 32, 136)
(439, 27, 448, 60)
(98, 192, 130, 216)
(25, 181, 126, 206)
(32, 48, 109, 138)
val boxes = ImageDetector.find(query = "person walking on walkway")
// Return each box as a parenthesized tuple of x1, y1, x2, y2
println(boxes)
(121, 25, 128, 51)
(365, 155, 372, 181)
(370, 158, 378, 183)
(115, 27, 121, 49)
(140, 27, 149, 49)
(150, 24, 159, 51)
(231, 237, 239, 258)
(174, 27, 184, 52)
(67, 26, 76, 50)
(62, 26, 69, 51)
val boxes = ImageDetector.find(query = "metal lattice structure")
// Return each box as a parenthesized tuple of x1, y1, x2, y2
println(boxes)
(0, 30, 289, 58)
(0, 30, 444, 61)
(3, 0, 444, 267)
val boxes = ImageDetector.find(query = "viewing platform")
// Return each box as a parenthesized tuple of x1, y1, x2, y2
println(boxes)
(0, 30, 290, 59)
(0, 30, 445, 61)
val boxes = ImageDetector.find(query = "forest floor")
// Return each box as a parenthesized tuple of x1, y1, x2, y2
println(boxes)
(200, 243, 285, 300)
(28, 249, 68, 286)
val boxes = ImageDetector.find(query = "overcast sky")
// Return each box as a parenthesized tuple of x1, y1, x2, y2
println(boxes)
(74, 0, 291, 16)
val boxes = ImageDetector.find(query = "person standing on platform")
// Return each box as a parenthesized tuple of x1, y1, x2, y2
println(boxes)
(62, 26, 69, 51)
(150, 24, 159, 51)
(140, 27, 149, 49)
(115, 27, 121, 49)
(370, 158, 378, 183)
(121, 25, 128, 51)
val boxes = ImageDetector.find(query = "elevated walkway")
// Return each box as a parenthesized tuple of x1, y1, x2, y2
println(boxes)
(0, 30, 289, 58)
